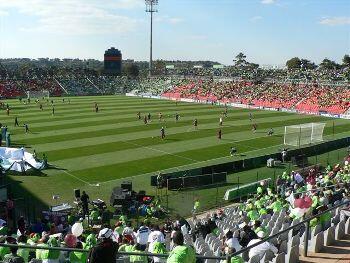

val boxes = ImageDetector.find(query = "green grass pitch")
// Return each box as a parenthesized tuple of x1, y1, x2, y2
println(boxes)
(2, 95, 350, 215)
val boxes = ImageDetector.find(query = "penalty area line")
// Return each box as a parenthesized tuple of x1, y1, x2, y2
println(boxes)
(63, 170, 97, 187)
(122, 140, 198, 163)
(99, 143, 284, 186)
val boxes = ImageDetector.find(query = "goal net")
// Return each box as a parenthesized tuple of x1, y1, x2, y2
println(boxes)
(284, 123, 326, 147)
(26, 90, 50, 99)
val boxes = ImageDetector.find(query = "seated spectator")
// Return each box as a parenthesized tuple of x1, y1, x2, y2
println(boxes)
(247, 231, 278, 260)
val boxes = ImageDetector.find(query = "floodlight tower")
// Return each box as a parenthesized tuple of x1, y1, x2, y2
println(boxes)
(145, 0, 158, 77)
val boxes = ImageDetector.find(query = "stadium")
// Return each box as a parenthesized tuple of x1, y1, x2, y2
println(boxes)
(0, 0, 350, 262)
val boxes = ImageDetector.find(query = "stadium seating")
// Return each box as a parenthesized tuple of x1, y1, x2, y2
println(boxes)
(162, 80, 350, 115)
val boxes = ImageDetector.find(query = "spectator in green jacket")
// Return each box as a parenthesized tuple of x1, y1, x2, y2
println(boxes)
(130, 243, 148, 263)
(167, 231, 195, 263)
(3, 242, 25, 263)
(69, 241, 87, 263)
(17, 235, 29, 263)
(0, 236, 10, 260)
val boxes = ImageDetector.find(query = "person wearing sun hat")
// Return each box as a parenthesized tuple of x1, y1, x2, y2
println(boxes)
(88, 228, 118, 263)
(247, 231, 278, 260)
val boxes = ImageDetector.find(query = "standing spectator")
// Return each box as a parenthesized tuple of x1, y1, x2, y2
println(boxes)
(88, 228, 118, 263)
(135, 222, 151, 251)
(148, 225, 165, 253)
(167, 231, 195, 263)
(80, 191, 90, 218)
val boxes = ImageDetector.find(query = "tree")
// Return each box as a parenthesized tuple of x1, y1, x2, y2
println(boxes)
(300, 59, 317, 70)
(286, 57, 301, 70)
(343, 54, 350, 67)
(153, 60, 166, 75)
(319, 58, 340, 70)
(123, 63, 139, 78)
(233, 52, 247, 68)
(246, 62, 259, 71)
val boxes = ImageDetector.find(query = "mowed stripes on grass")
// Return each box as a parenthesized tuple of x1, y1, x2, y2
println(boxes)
(2, 95, 350, 206)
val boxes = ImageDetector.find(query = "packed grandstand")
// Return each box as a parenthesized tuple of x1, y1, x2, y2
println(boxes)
(0, 57, 348, 263)
(0, 155, 349, 262)
(0, 60, 350, 116)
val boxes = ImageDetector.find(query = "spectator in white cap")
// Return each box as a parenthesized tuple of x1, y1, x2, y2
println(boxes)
(247, 231, 278, 260)
(88, 228, 118, 263)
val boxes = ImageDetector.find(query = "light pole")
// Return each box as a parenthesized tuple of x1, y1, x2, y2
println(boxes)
(145, 0, 158, 77)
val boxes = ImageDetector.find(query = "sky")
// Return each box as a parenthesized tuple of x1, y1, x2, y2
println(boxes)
(0, 0, 349, 65)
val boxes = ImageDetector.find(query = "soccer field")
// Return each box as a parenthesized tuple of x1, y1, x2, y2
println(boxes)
(3, 95, 350, 212)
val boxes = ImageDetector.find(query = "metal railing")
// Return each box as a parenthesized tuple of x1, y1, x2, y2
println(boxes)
(0, 242, 228, 262)
(231, 199, 350, 258)
(0, 200, 348, 261)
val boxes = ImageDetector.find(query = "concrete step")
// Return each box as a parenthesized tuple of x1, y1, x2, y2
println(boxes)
(300, 234, 350, 263)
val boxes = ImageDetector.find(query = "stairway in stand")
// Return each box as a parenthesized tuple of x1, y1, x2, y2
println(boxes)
(300, 234, 350, 263)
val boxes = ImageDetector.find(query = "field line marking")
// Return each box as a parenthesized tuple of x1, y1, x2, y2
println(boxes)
(122, 140, 198, 163)
(63, 170, 95, 186)
(98, 143, 284, 185)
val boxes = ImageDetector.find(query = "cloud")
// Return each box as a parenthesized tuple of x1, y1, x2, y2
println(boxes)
(0, 0, 142, 35)
(250, 16, 263, 22)
(261, 0, 275, 4)
(0, 10, 8, 16)
(319, 16, 350, 26)
(155, 15, 184, 25)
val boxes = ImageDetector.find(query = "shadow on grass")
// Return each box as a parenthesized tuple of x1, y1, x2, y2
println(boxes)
(45, 165, 67, 171)
(5, 174, 48, 222)
(6, 169, 48, 177)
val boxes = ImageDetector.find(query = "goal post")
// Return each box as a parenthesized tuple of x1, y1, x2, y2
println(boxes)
(26, 90, 50, 99)
(284, 123, 326, 147)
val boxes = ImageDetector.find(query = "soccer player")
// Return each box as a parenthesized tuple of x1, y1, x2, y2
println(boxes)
(39, 103, 43, 111)
(219, 117, 223, 126)
(137, 112, 141, 120)
(14, 117, 19, 127)
(175, 113, 179, 122)
(160, 127, 165, 139)
(144, 115, 148, 125)
(252, 123, 257, 133)
(6, 107, 9, 116)
(148, 113, 151, 121)
(52, 106, 55, 116)
(158, 112, 163, 122)
(230, 147, 237, 156)
(193, 118, 198, 130)
(95, 104, 99, 113)
(218, 129, 222, 139)
(267, 128, 274, 136)
(249, 112, 253, 121)
(24, 123, 29, 133)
